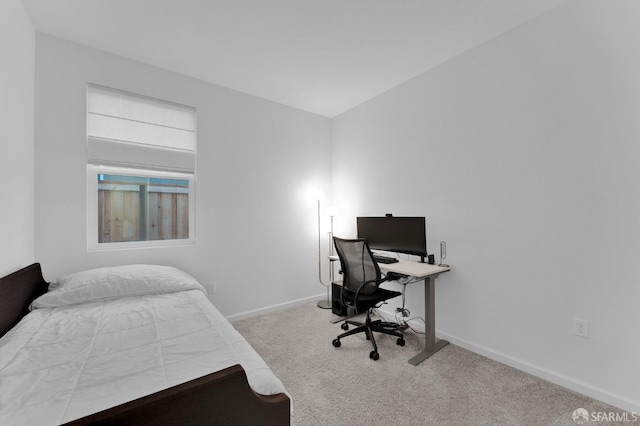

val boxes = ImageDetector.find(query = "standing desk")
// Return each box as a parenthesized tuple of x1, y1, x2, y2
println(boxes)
(377, 260, 451, 366)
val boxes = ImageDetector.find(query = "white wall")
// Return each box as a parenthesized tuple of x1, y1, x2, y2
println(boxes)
(34, 34, 332, 317)
(332, 0, 640, 412)
(0, 0, 35, 276)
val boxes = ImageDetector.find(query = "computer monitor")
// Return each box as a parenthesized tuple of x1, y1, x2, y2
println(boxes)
(356, 216, 427, 262)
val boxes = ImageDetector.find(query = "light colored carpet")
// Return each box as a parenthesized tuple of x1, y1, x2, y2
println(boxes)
(233, 302, 627, 426)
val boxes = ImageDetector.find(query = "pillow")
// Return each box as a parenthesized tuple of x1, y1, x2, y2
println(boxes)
(31, 264, 206, 309)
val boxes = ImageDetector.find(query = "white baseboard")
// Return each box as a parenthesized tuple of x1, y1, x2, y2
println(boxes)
(226, 293, 326, 322)
(437, 330, 640, 414)
(376, 307, 639, 414)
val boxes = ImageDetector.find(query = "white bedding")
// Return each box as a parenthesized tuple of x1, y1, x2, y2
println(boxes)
(0, 265, 288, 425)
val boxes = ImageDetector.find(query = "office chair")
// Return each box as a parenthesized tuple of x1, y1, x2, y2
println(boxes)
(332, 237, 405, 360)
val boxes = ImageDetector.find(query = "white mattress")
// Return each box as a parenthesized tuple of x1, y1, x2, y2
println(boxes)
(0, 288, 287, 425)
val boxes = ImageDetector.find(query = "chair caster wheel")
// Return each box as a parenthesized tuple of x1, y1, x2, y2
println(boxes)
(341, 323, 349, 331)
(369, 351, 379, 360)
(333, 339, 341, 347)
(397, 338, 406, 347)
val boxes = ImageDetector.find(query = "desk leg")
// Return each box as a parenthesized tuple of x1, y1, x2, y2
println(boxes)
(408, 275, 449, 366)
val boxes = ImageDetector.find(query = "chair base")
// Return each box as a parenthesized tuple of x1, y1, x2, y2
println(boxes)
(332, 310, 405, 360)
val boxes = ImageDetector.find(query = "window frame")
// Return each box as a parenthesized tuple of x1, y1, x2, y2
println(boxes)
(87, 165, 196, 251)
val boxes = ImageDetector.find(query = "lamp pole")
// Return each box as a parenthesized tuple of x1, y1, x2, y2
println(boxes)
(317, 199, 332, 309)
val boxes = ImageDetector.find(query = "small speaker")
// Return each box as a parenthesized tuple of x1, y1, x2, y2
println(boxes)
(331, 281, 347, 316)
(439, 241, 448, 267)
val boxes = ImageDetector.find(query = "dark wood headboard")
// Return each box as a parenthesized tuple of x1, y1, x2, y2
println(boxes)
(0, 263, 48, 338)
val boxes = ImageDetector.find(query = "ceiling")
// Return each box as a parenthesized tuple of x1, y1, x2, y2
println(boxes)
(22, 0, 567, 117)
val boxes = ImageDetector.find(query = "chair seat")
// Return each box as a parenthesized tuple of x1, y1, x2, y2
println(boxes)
(342, 288, 401, 307)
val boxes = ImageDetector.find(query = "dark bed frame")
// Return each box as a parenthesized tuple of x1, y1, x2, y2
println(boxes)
(0, 263, 290, 426)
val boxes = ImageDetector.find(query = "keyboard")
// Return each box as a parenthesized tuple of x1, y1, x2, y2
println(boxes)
(373, 255, 399, 264)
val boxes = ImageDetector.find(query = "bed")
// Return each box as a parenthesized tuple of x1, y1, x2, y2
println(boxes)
(0, 263, 290, 425)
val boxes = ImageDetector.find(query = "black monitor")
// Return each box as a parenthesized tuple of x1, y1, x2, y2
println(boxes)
(356, 216, 427, 262)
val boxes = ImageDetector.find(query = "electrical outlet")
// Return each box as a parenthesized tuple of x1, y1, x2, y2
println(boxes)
(574, 318, 589, 338)
(208, 282, 217, 294)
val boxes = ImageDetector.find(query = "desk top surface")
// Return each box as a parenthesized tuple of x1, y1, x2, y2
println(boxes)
(329, 255, 450, 278)
(379, 259, 450, 278)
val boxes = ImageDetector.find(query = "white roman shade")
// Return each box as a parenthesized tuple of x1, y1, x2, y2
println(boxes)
(87, 84, 196, 172)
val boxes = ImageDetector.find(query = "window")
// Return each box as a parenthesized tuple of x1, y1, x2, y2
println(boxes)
(88, 166, 195, 250)
(87, 85, 196, 250)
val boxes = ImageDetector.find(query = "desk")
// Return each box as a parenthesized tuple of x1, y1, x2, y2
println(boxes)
(380, 260, 450, 365)
(330, 256, 451, 366)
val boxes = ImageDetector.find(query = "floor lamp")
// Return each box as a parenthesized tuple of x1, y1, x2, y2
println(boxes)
(317, 200, 335, 309)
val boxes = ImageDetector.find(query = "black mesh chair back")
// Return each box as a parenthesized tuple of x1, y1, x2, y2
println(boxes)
(333, 237, 381, 296)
